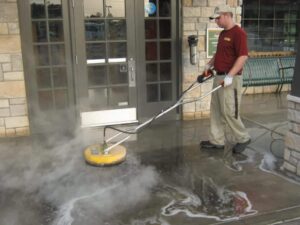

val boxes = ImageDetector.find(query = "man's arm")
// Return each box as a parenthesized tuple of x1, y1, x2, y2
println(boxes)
(228, 55, 248, 76)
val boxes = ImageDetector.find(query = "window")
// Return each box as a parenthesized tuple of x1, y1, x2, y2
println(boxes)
(242, 0, 300, 52)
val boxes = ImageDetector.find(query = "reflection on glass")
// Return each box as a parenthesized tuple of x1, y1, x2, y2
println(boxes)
(89, 88, 107, 109)
(109, 87, 128, 106)
(34, 45, 49, 66)
(108, 19, 126, 40)
(49, 21, 64, 42)
(53, 67, 67, 87)
(36, 68, 51, 88)
(84, 0, 104, 18)
(159, 20, 171, 38)
(274, 5, 289, 19)
(159, 0, 171, 17)
(146, 63, 158, 81)
(106, 0, 125, 18)
(109, 42, 127, 59)
(32, 21, 47, 42)
(85, 20, 105, 41)
(31, 0, 45, 19)
(48, 0, 62, 18)
(109, 65, 128, 84)
(147, 84, 158, 102)
(86, 43, 106, 60)
(160, 63, 171, 81)
(259, 20, 273, 39)
(51, 44, 66, 65)
(54, 90, 68, 109)
(146, 42, 157, 60)
(259, 5, 273, 19)
(145, 20, 157, 39)
(38, 90, 53, 111)
(243, 0, 259, 18)
(243, 20, 258, 36)
(88, 66, 107, 85)
(144, 0, 157, 17)
(160, 42, 171, 60)
(160, 83, 172, 101)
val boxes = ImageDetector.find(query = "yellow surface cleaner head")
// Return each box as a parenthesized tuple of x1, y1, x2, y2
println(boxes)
(84, 143, 127, 166)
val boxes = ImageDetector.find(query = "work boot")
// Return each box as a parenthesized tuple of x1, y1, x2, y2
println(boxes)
(233, 139, 251, 154)
(200, 140, 224, 149)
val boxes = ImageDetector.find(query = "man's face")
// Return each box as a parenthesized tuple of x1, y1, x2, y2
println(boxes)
(214, 13, 227, 28)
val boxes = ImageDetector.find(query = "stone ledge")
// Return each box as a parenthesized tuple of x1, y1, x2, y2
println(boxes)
(288, 94, 300, 104)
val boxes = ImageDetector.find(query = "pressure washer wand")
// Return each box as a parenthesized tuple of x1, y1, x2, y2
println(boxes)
(103, 71, 219, 154)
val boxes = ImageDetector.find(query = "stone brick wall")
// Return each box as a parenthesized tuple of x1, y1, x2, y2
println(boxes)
(182, 0, 242, 120)
(283, 94, 300, 176)
(0, 0, 29, 137)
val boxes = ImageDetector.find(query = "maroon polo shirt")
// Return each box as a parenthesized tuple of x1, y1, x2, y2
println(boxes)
(214, 25, 248, 74)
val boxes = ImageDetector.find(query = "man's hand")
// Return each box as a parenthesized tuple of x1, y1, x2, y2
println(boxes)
(224, 74, 233, 87)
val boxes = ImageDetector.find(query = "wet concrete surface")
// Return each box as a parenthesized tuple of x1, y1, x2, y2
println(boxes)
(1, 92, 300, 225)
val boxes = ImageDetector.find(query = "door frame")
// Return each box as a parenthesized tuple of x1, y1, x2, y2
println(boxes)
(135, 0, 181, 120)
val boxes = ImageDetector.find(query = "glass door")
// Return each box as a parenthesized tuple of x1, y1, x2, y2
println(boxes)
(136, 0, 178, 119)
(72, 0, 138, 127)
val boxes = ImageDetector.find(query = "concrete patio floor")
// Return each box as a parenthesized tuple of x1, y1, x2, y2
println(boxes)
(1, 92, 300, 225)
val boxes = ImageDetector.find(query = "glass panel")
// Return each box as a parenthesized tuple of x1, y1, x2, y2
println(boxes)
(48, 0, 62, 18)
(159, 0, 171, 17)
(31, 0, 45, 19)
(144, 0, 157, 17)
(34, 45, 49, 66)
(109, 87, 128, 106)
(84, 0, 104, 18)
(145, 20, 157, 39)
(38, 90, 53, 111)
(260, 4, 274, 19)
(49, 21, 64, 42)
(160, 63, 171, 81)
(108, 42, 127, 59)
(36, 68, 51, 88)
(54, 90, 68, 109)
(51, 44, 66, 65)
(146, 63, 158, 81)
(88, 66, 107, 85)
(107, 19, 126, 40)
(86, 43, 106, 60)
(243, 20, 258, 37)
(32, 21, 47, 42)
(274, 4, 289, 19)
(259, 20, 274, 39)
(160, 42, 171, 60)
(243, 0, 258, 18)
(159, 20, 171, 38)
(89, 88, 107, 108)
(85, 20, 105, 41)
(160, 83, 172, 101)
(105, 0, 125, 18)
(53, 67, 67, 87)
(145, 42, 157, 60)
(147, 84, 158, 102)
(274, 20, 284, 37)
(109, 65, 128, 84)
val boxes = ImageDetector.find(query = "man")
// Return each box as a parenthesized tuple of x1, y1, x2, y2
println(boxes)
(200, 5, 251, 153)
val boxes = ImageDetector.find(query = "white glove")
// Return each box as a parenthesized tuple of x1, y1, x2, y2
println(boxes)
(223, 74, 233, 87)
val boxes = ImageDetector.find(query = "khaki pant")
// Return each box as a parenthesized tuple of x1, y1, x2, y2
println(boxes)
(209, 75, 250, 145)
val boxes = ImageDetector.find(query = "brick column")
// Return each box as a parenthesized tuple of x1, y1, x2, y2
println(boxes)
(283, 95, 300, 176)
(0, 0, 29, 137)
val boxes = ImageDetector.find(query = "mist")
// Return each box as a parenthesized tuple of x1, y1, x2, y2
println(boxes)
(0, 126, 159, 225)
